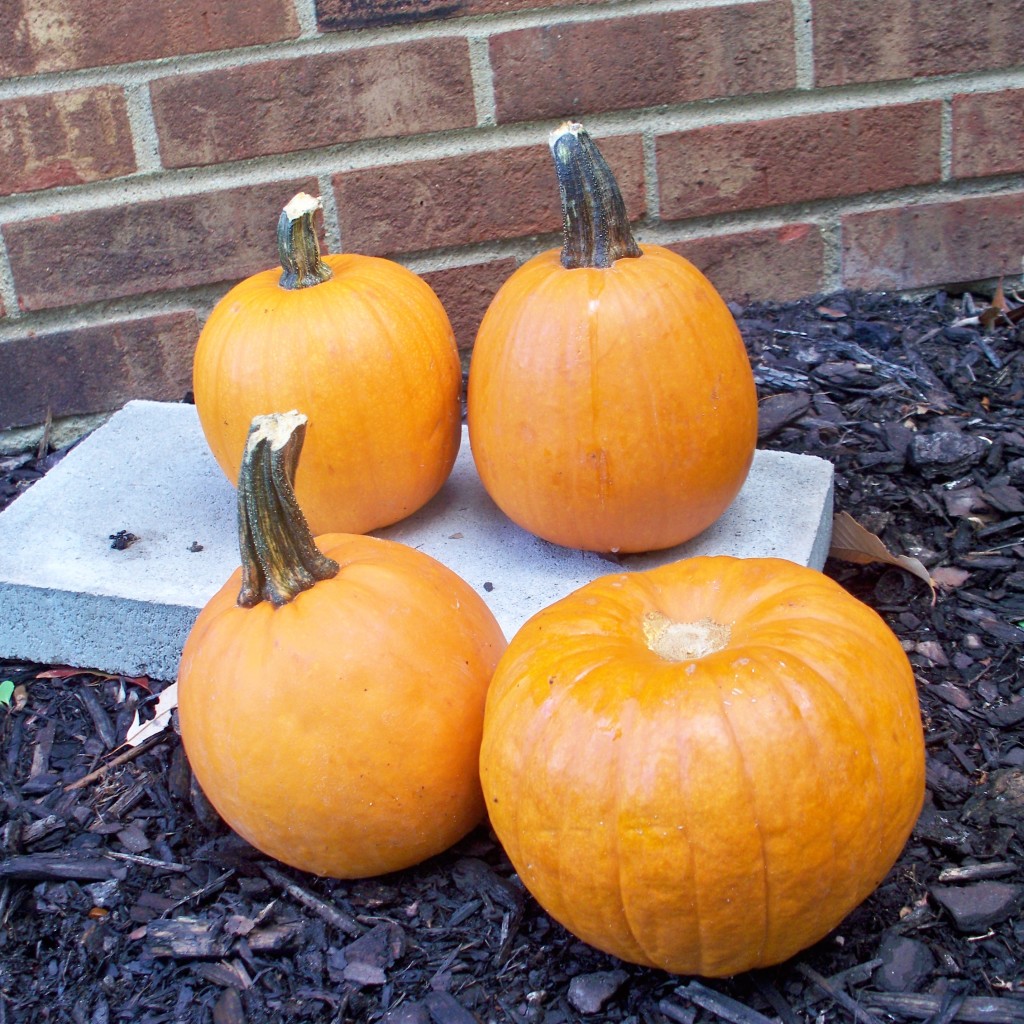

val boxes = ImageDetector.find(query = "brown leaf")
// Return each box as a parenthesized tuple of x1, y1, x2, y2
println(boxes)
(829, 512, 936, 600)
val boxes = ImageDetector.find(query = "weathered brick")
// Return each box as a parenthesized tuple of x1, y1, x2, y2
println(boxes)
(658, 104, 941, 220)
(490, 2, 795, 125)
(4, 178, 318, 312)
(0, 86, 136, 197)
(952, 89, 1024, 180)
(421, 259, 517, 356)
(842, 193, 1024, 292)
(669, 224, 825, 303)
(152, 40, 476, 169)
(0, 312, 198, 430)
(317, 0, 605, 31)
(335, 135, 644, 256)
(813, 0, 1024, 87)
(0, 0, 299, 78)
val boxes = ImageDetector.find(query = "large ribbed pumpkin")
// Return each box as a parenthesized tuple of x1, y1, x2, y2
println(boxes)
(178, 412, 506, 879)
(479, 556, 926, 977)
(193, 193, 461, 536)
(467, 124, 757, 554)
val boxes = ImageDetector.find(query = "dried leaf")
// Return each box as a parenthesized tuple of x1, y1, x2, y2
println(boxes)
(124, 682, 178, 747)
(829, 512, 936, 600)
(35, 666, 152, 691)
(931, 566, 970, 591)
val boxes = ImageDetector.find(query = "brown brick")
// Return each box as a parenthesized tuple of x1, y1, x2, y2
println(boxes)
(152, 41, 476, 169)
(335, 135, 644, 256)
(842, 193, 1024, 292)
(668, 224, 825, 303)
(0, 312, 198, 430)
(658, 104, 941, 220)
(952, 89, 1024, 180)
(421, 259, 518, 356)
(317, 0, 605, 31)
(490, 2, 795, 125)
(0, 86, 136, 197)
(4, 178, 318, 312)
(813, 0, 1024, 87)
(0, 0, 298, 78)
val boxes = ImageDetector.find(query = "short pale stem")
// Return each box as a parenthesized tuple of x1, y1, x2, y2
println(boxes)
(549, 121, 642, 270)
(277, 192, 334, 290)
(643, 613, 731, 662)
(236, 411, 339, 608)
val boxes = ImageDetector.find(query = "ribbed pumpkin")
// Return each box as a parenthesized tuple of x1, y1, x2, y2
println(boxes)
(479, 556, 926, 977)
(178, 411, 506, 879)
(192, 192, 461, 536)
(467, 124, 758, 554)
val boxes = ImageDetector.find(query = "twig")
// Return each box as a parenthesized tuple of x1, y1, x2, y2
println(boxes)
(675, 981, 777, 1024)
(797, 963, 887, 1024)
(862, 991, 1024, 1024)
(162, 869, 235, 915)
(63, 734, 166, 791)
(104, 850, 187, 873)
(262, 864, 362, 936)
(750, 972, 804, 1024)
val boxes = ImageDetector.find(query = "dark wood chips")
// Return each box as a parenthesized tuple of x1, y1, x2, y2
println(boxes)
(1, 288, 1022, 1022)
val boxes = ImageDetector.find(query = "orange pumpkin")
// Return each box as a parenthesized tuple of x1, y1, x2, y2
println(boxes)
(178, 411, 506, 879)
(479, 556, 926, 976)
(467, 124, 757, 554)
(193, 192, 462, 536)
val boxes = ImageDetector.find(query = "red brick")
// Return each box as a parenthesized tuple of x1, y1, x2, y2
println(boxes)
(335, 135, 644, 257)
(658, 104, 942, 220)
(4, 178, 318, 312)
(490, 2, 795, 124)
(842, 193, 1024, 292)
(0, 0, 298, 78)
(317, 0, 606, 31)
(0, 312, 198, 430)
(421, 259, 518, 357)
(813, 0, 1024, 87)
(152, 41, 476, 169)
(668, 224, 826, 303)
(952, 90, 1024, 180)
(0, 86, 135, 197)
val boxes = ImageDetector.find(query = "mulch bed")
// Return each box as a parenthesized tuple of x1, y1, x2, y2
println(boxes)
(1, 287, 1023, 1024)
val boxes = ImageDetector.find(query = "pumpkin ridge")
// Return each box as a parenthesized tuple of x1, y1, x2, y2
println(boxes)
(739, 641, 888, 948)
(708, 674, 773, 973)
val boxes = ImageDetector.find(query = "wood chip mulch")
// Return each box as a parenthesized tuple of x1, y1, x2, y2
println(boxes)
(1, 287, 1022, 1024)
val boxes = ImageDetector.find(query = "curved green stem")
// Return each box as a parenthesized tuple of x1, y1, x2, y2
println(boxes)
(549, 122, 642, 270)
(277, 192, 334, 290)
(236, 411, 339, 608)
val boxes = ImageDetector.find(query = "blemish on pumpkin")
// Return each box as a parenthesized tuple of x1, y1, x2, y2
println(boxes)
(643, 611, 731, 662)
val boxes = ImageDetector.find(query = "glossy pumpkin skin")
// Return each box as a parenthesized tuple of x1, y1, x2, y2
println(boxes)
(467, 244, 758, 554)
(178, 532, 506, 879)
(193, 253, 462, 536)
(479, 556, 926, 977)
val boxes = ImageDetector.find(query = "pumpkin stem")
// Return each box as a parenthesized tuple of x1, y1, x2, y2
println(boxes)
(236, 411, 340, 608)
(549, 122, 642, 270)
(278, 192, 334, 290)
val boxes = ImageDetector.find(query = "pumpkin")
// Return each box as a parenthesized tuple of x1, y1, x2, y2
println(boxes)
(479, 556, 926, 977)
(192, 192, 462, 536)
(467, 123, 758, 554)
(178, 411, 506, 879)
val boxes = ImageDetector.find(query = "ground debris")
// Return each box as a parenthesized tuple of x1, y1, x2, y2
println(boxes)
(1, 288, 1023, 1022)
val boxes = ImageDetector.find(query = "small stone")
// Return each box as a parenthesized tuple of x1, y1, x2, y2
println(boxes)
(567, 970, 628, 1014)
(874, 933, 935, 992)
(931, 881, 1024, 933)
(909, 431, 989, 480)
(914, 640, 949, 666)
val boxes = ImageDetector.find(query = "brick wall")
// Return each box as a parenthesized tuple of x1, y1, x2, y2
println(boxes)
(1, 0, 1023, 442)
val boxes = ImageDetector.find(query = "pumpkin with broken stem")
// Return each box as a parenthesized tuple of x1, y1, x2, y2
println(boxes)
(192, 192, 462, 537)
(178, 411, 506, 879)
(479, 555, 926, 976)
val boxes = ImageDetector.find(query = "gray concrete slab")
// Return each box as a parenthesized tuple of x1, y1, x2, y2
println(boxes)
(0, 400, 834, 680)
